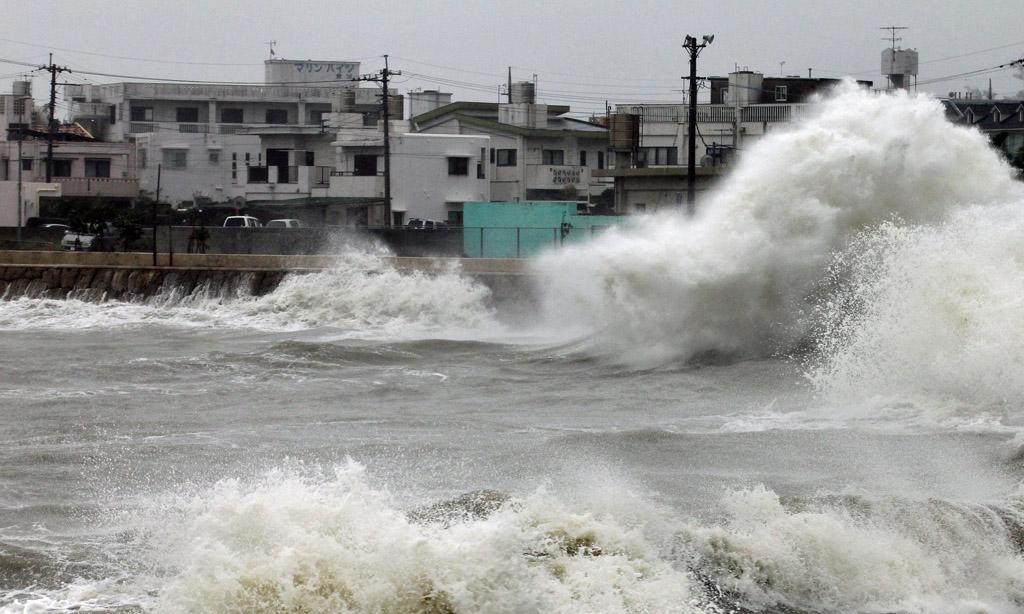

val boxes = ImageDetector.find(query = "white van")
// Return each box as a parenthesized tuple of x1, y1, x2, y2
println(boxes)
(266, 219, 304, 228)
(223, 215, 261, 228)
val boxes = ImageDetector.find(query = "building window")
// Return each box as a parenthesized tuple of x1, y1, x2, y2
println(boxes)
(109, 104, 117, 125)
(353, 154, 378, 176)
(52, 159, 72, 177)
(232, 152, 237, 161)
(209, 151, 220, 164)
(138, 148, 147, 169)
(477, 148, 486, 179)
(496, 149, 517, 167)
(176, 107, 199, 123)
(542, 149, 565, 165)
(579, 150, 587, 167)
(448, 157, 469, 176)
(245, 152, 250, 162)
(638, 147, 679, 166)
(84, 158, 111, 178)
(162, 149, 188, 169)
(221, 108, 244, 123)
(774, 85, 788, 102)
(265, 109, 288, 124)
(598, 151, 605, 169)
(489, 147, 495, 163)
(20, 158, 32, 171)
(130, 106, 153, 122)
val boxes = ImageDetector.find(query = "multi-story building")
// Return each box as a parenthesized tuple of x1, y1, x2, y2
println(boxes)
(235, 103, 490, 226)
(66, 58, 383, 206)
(602, 70, 873, 213)
(411, 83, 611, 204)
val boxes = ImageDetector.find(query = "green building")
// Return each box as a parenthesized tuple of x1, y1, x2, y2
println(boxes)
(463, 201, 620, 258)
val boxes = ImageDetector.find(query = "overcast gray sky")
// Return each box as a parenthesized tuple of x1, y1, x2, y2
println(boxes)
(3, 0, 1023, 116)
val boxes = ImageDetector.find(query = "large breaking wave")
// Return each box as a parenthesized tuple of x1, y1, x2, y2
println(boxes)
(534, 83, 1022, 370)
(9, 461, 1024, 613)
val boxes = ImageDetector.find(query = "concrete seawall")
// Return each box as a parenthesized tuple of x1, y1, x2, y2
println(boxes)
(0, 251, 533, 305)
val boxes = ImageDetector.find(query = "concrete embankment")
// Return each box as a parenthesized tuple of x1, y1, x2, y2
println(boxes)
(0, 251, 532, 304)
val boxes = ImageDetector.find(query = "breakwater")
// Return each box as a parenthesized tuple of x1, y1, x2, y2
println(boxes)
(0, 251, 529, 304)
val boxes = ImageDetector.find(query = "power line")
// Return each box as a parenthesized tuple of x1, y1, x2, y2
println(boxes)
(0, 37, 380, 67)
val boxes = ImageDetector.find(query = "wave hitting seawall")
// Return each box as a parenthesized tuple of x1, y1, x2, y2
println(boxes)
(533, 82, 1024, 369)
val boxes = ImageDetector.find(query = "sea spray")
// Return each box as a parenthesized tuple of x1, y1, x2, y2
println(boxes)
(808, 203, 1024, 415)
(142, 462, 701, 614)
(533, 83, 1020, 367)
(680, 486, 1024, 613)
(0, 251, 499, 337)
(73, 463, 1024, 614)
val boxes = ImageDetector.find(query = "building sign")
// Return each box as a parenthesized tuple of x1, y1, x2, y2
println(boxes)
(265, 60, 359, 88)
(549, 166, 583, 185)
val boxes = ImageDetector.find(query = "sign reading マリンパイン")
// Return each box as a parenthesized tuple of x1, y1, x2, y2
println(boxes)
(265, 60, 360, 87)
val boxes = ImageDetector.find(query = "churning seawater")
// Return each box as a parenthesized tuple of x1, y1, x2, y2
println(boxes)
(4, 84, 1024, 613)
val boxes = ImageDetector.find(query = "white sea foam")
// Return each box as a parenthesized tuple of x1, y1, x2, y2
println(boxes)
(0, 252, 499, 339)
(808, 204, 1024, 419)
(682, 485, 1024, 613)
(534, 83, 1020, 368)
(135, 462, 702, 614)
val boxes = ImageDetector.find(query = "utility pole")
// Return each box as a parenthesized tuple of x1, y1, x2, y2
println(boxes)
(42, 54, 70, 182)
(357, 56, 401, 227)
(507, 66, 513, 103)
(16, 133, 23, 244)
(153, 164, 161, 266)
(682, 34, 713, 216)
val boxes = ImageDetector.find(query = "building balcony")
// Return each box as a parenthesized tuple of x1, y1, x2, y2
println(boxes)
(126, 121, 323, 136)
(526, 164, 591, 190)
(53, 176, 139, 198)
(329, 171, 384, 198)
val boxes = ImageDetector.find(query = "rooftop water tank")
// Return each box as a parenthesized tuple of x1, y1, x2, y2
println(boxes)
(511, 81, 536, 104)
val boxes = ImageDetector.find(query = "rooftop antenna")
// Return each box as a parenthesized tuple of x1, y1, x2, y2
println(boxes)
(266, 40, 277, 59)
(880, 26, 908, 90)
(779, 60, 786, 76)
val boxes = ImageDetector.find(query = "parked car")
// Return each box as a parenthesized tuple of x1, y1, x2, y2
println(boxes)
(266, 218, 305, 228)
(406, 218, 448, 230)
(223, 215, 262, 228)
(61, 231, 96, 251)
(42, 223, 71, 230)
(26, 217, 69, 228)
(61, 223, 116, 251)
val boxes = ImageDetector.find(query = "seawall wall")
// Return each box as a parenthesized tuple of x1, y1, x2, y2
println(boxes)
(0, 251, 533, 307)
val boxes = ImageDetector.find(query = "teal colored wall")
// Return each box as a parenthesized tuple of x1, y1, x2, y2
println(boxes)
(463, 202, 620, 258)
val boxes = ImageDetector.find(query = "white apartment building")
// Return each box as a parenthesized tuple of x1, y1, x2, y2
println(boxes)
(65, 58, 381, 205)
(411, 84, 611, 204)
(235, 106, 490, 226)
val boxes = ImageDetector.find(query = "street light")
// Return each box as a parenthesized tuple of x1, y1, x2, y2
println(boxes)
(682, 34, 714, 215)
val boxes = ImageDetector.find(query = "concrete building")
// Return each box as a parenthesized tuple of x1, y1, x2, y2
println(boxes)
(602, 70, 873, 213)
(411, 85, 611, 204)
(65, 58, 383, 205)
(0, 81, 34, 135)
(234, 107, 490, 226)
(943, 99, 1024, 161)
(0, 137, 136, 200)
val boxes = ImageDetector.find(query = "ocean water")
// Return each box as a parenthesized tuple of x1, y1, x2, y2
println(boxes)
(3, 84, 1024, 613)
